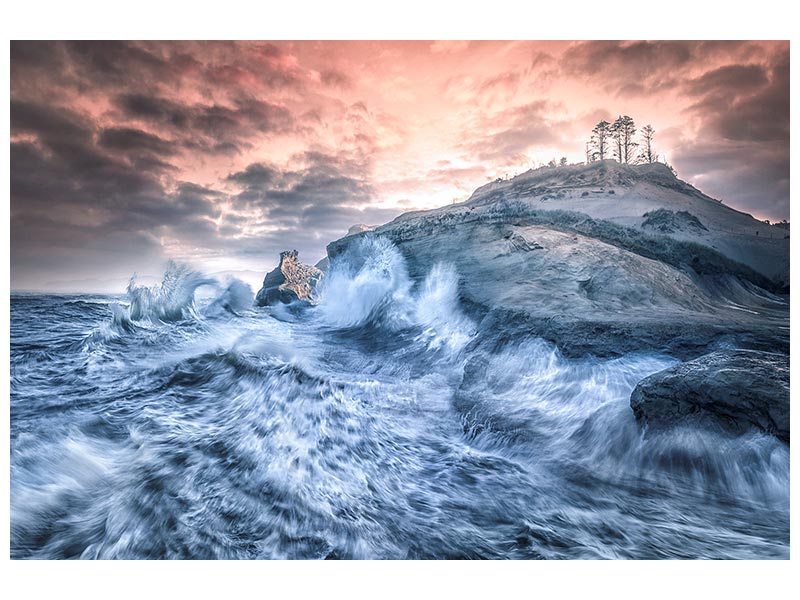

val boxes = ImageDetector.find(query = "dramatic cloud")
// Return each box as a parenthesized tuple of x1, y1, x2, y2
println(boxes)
(114, 93, 295, 155)
(462, 100, 565, 162)
(10, 40, 789, 291)
(688, 50, 789, 143)
(559, 40, 766, 96)
(684, 64, 769, 97)
(222, 151, 397, 258)
(98, 127, 178, 157)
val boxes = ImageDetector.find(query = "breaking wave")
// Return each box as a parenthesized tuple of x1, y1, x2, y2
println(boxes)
(92, 263, 255, 342)
(126, 261, 215, 323)
(316, 236, 413, 328)
(317, 236, 475, 352)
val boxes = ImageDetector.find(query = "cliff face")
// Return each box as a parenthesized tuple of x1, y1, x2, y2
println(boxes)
(326, 161, 789, 358)
(255, 250, 323, 306)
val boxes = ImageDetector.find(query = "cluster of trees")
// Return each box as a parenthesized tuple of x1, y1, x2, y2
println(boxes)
(764, 219, 789, 229)
(587, 116, 658, 165)
(492, 118, 671, 181)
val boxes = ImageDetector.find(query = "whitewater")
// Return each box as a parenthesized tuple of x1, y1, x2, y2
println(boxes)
(10, 238, 789, 559)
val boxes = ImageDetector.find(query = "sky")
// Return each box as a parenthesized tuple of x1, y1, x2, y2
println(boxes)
(10, 40, 789, 292)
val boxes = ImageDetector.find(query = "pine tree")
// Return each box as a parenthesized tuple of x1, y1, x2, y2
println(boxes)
(611, 117, 623, 162)
(640, 124, 656, 164)
(611, 115, 638, 164)
(590, 120, 611, 161)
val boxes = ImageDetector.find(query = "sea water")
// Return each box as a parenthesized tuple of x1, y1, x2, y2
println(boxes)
(10, 240, 789, 559)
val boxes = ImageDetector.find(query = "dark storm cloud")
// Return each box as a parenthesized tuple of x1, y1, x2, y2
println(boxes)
(11, 98, 93, 145)
(10, 41, 73, 94)
(10, 136, 216, 230)
(191, 98, 294, 138)
(663, 51, 789, 220)
(320, 69, 353, 88)
(223, 151, 398, 251)
(11, 101, 165, 209)
(115, 93, 189, 125)
(10, 40, 304, 170)
(11, 40, 64, 65)
(131, 155, 181, 175)
(9, 39, 375, 288)
(559, 40, 764, 97)
(10, 97, 223, 287)
(176, 182, 224, 199)
(563, 40, 693, 72)
(226, 163, 280, 187)
(11, 41, 193, 101)
(227, 151, 372, 217)
(684, 64, 769, 97)
(64, 40, 174, 85)
(673, 141, 789, 219)
(13, 41, 304, 96)
(560, 40, 693, 94)
(11, 141, 388, 288)
(687, 51, 789, 143)
(98, 127, 177, 157)
(114, 93, 295, 154)
(663, 49, 788, 220)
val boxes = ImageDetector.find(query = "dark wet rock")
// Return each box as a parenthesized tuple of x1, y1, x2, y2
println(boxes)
(630, 349, 789, 443)
(255, 250, 323, 306)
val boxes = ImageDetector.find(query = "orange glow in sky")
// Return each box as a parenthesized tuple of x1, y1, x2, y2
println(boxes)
(10, 41, 789, 291)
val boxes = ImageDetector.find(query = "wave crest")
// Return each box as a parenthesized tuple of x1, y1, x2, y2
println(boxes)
(316, 237, 413, 328)
(127, 261, 214, 323)
(315, 236, 475, 352)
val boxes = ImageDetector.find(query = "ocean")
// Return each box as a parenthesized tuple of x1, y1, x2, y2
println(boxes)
(10, 240, 790, 559)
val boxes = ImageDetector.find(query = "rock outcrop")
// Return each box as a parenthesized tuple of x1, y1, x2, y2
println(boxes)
(630, 349, 789, 443)
(326, 161, 789, 357)
(641, 209, 707, 233)
(255, 250, 323, 306)
(314, 256, 330, 273)
(346, 223, 375, 236)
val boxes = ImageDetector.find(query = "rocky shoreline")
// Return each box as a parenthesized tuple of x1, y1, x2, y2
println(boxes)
(256, 161, 790, 444)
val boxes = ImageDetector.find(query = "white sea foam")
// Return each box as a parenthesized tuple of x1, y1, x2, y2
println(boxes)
(316, 237, 475, 353)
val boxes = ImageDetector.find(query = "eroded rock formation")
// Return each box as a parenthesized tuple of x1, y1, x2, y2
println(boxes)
(255, 250, 323, 306)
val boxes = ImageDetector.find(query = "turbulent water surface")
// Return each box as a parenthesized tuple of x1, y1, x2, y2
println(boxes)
(10, 240, 790, 559)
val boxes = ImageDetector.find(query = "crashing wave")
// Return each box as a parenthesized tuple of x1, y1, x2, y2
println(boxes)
(202, 279, 254, 318)
(413, 262, 475, 351)
(123, 263, 254, 323)
(126, 261, 214, 323)
(315, 236, 475, 352)
(316, 236, 412, 328)
(86, 264, 253, 346)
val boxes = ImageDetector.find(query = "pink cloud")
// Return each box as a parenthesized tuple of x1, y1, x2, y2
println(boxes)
(10, 40, 790, 289)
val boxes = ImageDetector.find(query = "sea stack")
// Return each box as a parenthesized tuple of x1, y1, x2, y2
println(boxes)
(255, 250, 323, 306)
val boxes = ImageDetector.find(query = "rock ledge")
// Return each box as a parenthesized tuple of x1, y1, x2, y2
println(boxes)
(630, 349, 789, 443)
